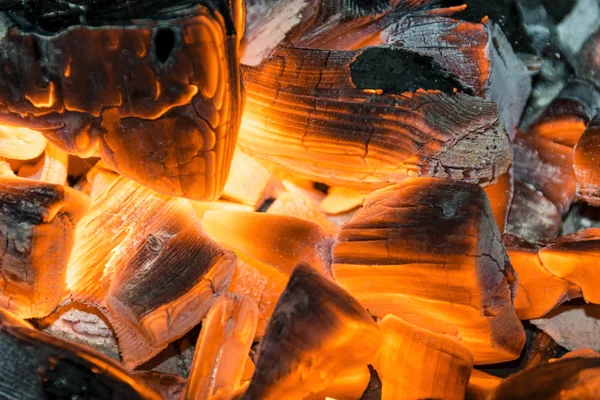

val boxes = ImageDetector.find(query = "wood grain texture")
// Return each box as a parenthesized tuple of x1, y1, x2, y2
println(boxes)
(0, 1, 244, 200)
(240, 46, 510, 190)
(332, 177, 525, 364)
(241, 263, 381, 400)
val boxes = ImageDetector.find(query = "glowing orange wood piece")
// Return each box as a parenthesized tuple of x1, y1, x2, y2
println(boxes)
(575, 115, 600, 204)
(267, 192, 339, 236)
(304, 364, 371, 400)
(466, 369, 502, 400)
(333, 178, 525, 364)
(320, 186, 366, 216)
(222, 147, 279, 209)
(0, 172, 89, 318)
(483, 172, 512, 233)
(18, 142, 69, 185)
(202, 210, 334, 277)
(374, 314, 473, 400)
(504, 235, 578, 319)
(241, 263, 381, 400)
(539, 229, 600, 304)
(67, 176, 236, 368)
(186, 293, 258, 400)
(0, 123, 47, 160)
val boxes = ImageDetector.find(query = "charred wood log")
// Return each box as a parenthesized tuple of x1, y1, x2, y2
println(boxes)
(332, 177, 525, 364)
(67, 175, 236, 368)
(0, 0, 244, 200)
(0, 308, 160, 399)
(0, 169, 89, 319)
(240, 47, 510, 191)
(241, 263, 381, 399)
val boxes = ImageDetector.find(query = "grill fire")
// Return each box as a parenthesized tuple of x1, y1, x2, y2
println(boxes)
(1, 0, 600, 399)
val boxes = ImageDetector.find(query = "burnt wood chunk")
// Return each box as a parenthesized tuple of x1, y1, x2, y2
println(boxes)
(242, 263, 381, 399)
(506, 180, 562, 242)
(0, 173, 89, 319)
(67, 176, 236, 368)
(483, 172, 513, 233)
(504, 234, 579, 320)
(0, 0, 244, 200)
(489, 357, 600, 400)
(575, 115, 600, 204)
(538, 230, 600, 304)
(332, 177, 525, 364)
(240, 47, 510, 191)
(374, 314, 474, 400)
(0, 308, 160, 399)
(185, 293, 258, 399)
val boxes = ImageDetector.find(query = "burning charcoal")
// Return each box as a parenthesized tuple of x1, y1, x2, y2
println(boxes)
(538, 229, 600, 303)
(506, 180, 562, 242)
(524, 330, 563, 370)
(239, 46, 510, 191)
(185, 293, 258, 400)
(241, 263, 381, 399)
(0, 0, 244, 200)
(37, 303, 121, 361)
(0, 308, 160, 399)
(227, 251, 289, 337)
(466, 369, 503, 400)
(81, 160, 120, 200)
(279, 177, 326, 204)
(531, 305, 600, 352)
(133, 371, 187, 400)
(222, 147, 280, 209)
(18, 142, 69, 184)
(332, 178, 525, 364)
(202, 210, 334, 277)
(0, 123, 47, 160)
(484, 172, 513, 233)
(575, 115, 600, 204)
(504, 234, 579, 319)
(506, 78, 600, 241)
(267, 192, 339, 236)
(320, 186, 366, 216)
(374, 314, 474, 400)
(0, 169, 89, 319)
(488, 357, 600, 400)
(67, 176, 236, 368)
(304, 364, 371, 400)
(576, 27, 600, 86)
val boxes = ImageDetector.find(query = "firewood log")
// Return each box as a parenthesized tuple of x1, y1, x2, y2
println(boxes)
(185, 293, 258, 400)
(240, 263, 381, 399)
(320, 186, 366, 216)
(67, 175, 236, 368)
(374, 314, 474, 400)
(484, 172, 513, 233)
(0, 0, 244, 200)
(240, 47, 510, 191)
(304, 364, 371, 400)
(0, 168, 90, 318)
(332, 177, 525, 364)
(0, 307, 160, 399)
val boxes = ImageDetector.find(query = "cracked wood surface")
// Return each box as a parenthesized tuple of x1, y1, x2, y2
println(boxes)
(0, 1, 244, 200)
(240, 47, 510, 191)
(332, 177, 524, 364)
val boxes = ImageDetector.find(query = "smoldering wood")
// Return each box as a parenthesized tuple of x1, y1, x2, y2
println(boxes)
(0, 308, 160, 399)
(0, 0, 244, 200)
(240, 46, 510, 190)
